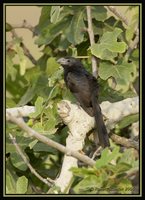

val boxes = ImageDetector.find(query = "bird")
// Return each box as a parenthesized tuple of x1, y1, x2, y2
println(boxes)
(57, 56, 110, 148)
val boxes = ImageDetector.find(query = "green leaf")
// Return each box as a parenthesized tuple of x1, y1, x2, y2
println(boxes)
(35, 6, 51, 33)
(35, 17, 70, 46)
(6, 135, 33, 154)
(115, 163, 131, 175)
(95, 146, 121, 168)
(90, 28, 127, 61)
(48, 68, 63, 87)
(6, 52, 17, 81)
(91, 6, 107, 22)
(11, 152, 28, 171)
(118, 149, 139, 168)
(13, 44, 28, 76)
(16, 176, 28, 194)
(46, 57, 60, 76)
(117, 178, 133, 194)
(32, 122, 44, 133)
(58, 34, 70, 50)
(125, 25, 135, 42)
(33, 142, 58, 153)
(6, 169, 16, 194)
(6, 23, 13, 32)
(50, 6, 61, 24)
(6, 97, 16, 108)
(29, 96, 44, 118)
(66, 9, 85, 45)
(99, 61, 137, 92)
(73, 175, 103, 194)
(116, 114, 139, 129)
(17, 84, 36, 106)
(70, 167, 95, 178)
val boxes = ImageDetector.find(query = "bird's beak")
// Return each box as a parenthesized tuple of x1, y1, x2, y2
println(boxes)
(57, 58, 66, 65)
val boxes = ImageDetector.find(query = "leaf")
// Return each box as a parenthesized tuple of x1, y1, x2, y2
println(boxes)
(125, 25, 135, 42)
(35, 16, 70, 46)
(33, 142, 58, 153)
(95, 146, 121, 168)
(46, 57, 60, 76)
(73, 175, 103, 194)
(116, 114, 139, 129)
(32, 122, 44, 133)
(48, 68, 63, 87)
(17, 84, 36, 106)
(91, 6, 107, 22)
(58, 34, 70, 50)
(29, 96, 44, 118)
(50, 6, 61, 24)
(118, 149, 139, 168)
(16, 176, 28, 194)
(6, 53, 17, 81)
(99, 61, 137, 92)
(6, 23, 13, 32)
(13, 44, 28, 76)
(90, 28, 127, 61)
(35, 6, 51, 33)
(11, 152, 28, 171)
(70, 167, 95, 178)
(6, 135, 33, 154)
(65, 9, 85, 45)
(117, 178, 133, 194)
(6, 169, 16, 194)
(6, 97, 16, 108)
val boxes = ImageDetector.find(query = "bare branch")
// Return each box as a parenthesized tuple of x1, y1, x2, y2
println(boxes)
(10, 29, 37, 65)
(86, 6, 98, 78)
(6, 113, 95, 167)
(11, 20, 36, 35)
(9, 133, 53, 187)
(107, 6, 139, 60)
(110, 133, 139, 150)
(107, 6, 129, 26)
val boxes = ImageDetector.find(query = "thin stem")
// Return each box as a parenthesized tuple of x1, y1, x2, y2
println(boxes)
(7, 114, 96, 167)
(86, 6, 98, 78)
(9, 133, 53, 187)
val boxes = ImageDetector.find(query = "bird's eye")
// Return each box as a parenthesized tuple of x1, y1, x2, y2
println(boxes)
(67, 60, 70, 62)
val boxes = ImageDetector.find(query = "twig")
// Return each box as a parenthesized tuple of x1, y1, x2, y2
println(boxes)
(9, 133, 53, 187)
(6, 113, 95, 167)
(125, 28, 139, 60)
(107, 6, 129, 26)
(110, 133, 139, 150)
(86, 6, 98, 78)
(10, 29, 37, 65)
(107, 6, 139, 60)
(11, 20, 36, 35)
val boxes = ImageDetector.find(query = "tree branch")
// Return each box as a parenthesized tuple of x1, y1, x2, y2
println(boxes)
(107, 6, 129, 26)
(9, 133, 53, 187)
(10, 20, 36, 35)
(110, 133, 139, 150)
(6, 112, 95, 167)
(107, 6, 139, 60)
(86, 6, 98, 78)
(6, 96, 139, 193)
(9, 29, 37, 65)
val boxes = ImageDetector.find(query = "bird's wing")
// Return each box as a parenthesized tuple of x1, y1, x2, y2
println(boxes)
(66, 72, 94, 116)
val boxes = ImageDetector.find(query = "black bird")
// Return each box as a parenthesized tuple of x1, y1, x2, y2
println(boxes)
(57, 57, 110, 148)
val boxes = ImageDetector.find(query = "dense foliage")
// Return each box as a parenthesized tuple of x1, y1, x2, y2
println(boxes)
(6, 5, 139, 194)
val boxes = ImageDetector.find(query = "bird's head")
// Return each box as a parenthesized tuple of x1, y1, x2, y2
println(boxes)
(57, 57, 82, 68)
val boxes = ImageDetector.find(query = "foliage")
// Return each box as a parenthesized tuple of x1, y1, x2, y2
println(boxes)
(6, 5, 139, 194)
(71, 146, 138, 194)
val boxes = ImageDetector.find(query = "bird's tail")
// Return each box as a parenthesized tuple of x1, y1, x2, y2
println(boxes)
(91, 95, 110, 148)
